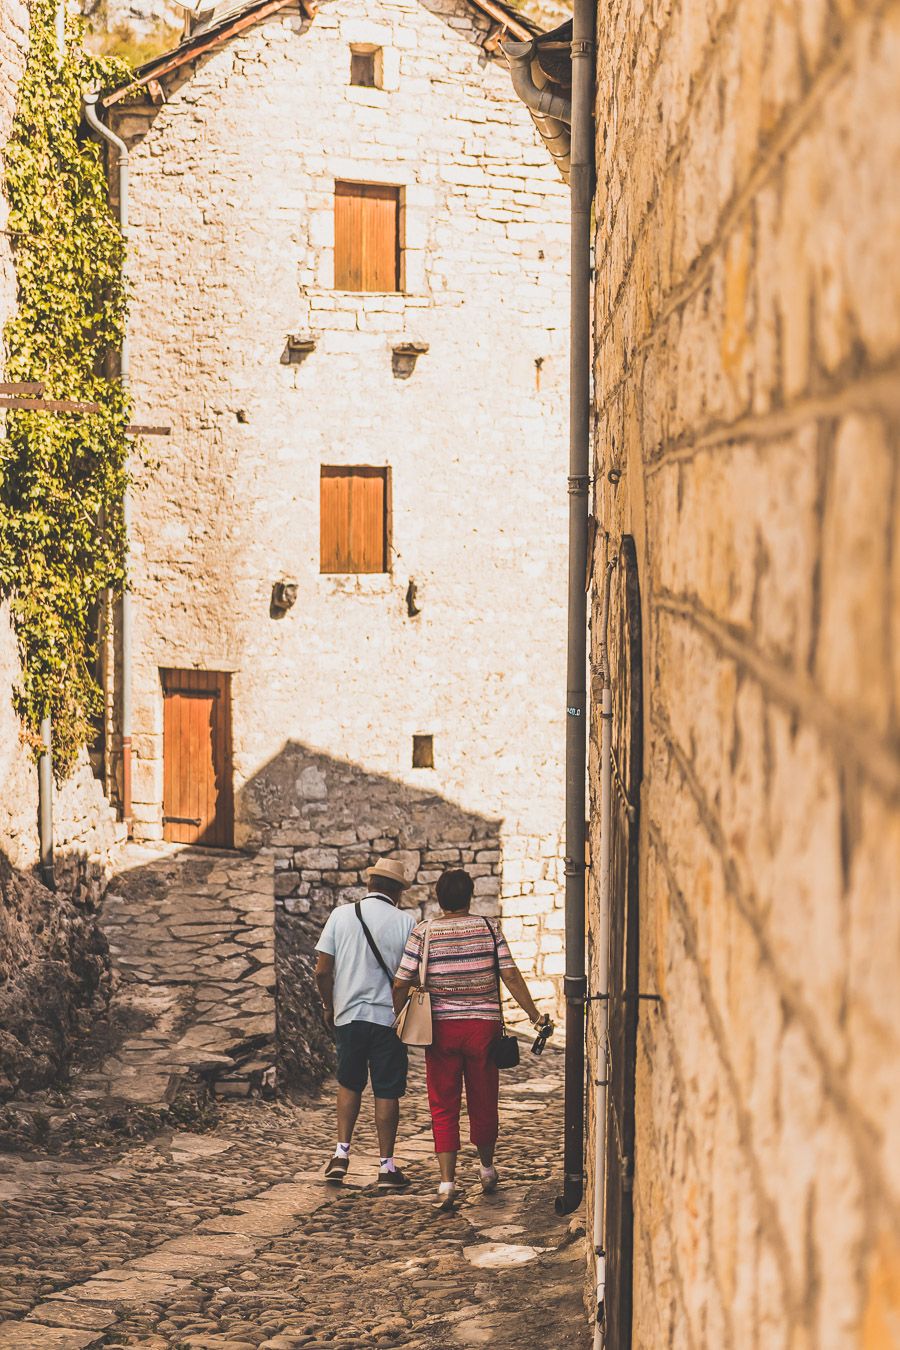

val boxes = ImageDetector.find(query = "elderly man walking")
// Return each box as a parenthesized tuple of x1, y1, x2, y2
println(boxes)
(314, 859, 415, 1191)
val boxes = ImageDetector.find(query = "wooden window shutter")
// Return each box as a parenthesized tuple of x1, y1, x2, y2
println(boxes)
(334, 182, 400, 292)
(320, 467, 389, 573)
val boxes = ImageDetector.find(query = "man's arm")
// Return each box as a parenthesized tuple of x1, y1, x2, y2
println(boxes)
(392, 977, 413, 1015)
(315, 952, 335, 1029)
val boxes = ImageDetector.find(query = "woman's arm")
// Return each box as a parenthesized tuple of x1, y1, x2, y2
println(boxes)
(392, 977, 414, 1015)
(500, 964, 542, 1024)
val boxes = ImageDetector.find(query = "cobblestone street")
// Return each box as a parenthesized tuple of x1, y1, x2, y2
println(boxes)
(0, 1052, 588, 1349)
(0, 849, 588, 1349)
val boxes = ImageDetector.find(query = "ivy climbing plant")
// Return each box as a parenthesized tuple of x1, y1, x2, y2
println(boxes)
(0, 0, 132, 779)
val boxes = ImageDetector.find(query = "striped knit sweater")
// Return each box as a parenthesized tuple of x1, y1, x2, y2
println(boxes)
(396, 914, 516, 1021)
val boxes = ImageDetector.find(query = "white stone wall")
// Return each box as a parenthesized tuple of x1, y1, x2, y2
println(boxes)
(113, 0, 571, 1012)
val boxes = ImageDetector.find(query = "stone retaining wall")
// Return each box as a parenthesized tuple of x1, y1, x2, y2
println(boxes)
(587, 0, 900, 1344)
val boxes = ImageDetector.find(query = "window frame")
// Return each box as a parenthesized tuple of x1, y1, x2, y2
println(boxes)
(319, 464, 392, 575)
(333, 180, 402, 293)
(349, 44, 382, 88)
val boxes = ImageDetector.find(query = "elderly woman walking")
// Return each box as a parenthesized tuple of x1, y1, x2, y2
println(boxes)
(393, 869, 550, 1210)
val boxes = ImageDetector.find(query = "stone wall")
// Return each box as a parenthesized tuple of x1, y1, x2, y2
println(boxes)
(111, 0, 571, 1018)
(587, 0, 900, 1345)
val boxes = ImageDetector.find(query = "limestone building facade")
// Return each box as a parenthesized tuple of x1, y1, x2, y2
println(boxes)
(583, 0, 900, 1345)
(105, 0, 571, 1010)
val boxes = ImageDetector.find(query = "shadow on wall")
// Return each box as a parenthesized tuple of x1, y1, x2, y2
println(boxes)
(236, 741, 503, 1095)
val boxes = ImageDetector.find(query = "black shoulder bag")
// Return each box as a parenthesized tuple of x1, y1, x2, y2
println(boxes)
(355, 902, 395, 988)
(484, 918, 520, 1069)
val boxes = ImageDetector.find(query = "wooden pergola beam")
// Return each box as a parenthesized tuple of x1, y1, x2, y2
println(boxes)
(0, 395, 102, 413)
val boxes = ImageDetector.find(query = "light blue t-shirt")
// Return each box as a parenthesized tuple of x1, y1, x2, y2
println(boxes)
(315, 893, 415, 1027)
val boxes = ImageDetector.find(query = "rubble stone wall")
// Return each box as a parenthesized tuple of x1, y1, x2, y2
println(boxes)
(587, 0, 900, 1344)
(112, 0, 571, 1017)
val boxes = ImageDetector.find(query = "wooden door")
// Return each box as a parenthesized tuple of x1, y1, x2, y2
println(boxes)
(161, 669, 233, 848)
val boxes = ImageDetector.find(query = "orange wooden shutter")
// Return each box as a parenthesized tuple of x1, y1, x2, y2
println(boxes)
(320, 467, 387, 572)
(334, 183, 400, 291)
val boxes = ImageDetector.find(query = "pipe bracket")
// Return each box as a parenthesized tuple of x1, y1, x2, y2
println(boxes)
(571, 39, 595, 55)
(567, 474, 590, 495)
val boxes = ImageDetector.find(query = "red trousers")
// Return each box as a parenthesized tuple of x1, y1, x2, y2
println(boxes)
(425, 1017, 500, 1153)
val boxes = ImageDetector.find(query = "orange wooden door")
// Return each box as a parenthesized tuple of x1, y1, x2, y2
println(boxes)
(334, 182, 400, 291)
(162, 669, 233, 848)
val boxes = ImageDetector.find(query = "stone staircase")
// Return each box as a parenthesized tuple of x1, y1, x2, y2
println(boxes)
(69, 843, 276, 1110)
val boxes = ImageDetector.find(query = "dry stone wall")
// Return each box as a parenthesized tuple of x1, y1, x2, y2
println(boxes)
(587, 0, 900, 1345)
(113, 0, 571, 1022)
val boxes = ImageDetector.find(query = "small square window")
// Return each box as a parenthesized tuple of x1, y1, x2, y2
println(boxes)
(412, 735, 434, 769)
(350, 45, 382, 88)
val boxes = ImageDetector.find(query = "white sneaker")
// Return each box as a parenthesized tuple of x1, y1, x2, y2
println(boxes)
(479, 1165, 499, 1194)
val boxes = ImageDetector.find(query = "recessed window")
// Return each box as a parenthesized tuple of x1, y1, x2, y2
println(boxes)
(320, 466, 390, 574)
(334, 181, 401, 292)
(412, 735, 434, 769)
(350, 45, 381, 87)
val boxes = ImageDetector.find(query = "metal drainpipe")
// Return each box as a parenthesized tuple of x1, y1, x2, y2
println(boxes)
(38, 715, 55, 889)
(557, 0, 596, 1218)
(592, 557, 616, 1348)
(83, 90, 132, 837)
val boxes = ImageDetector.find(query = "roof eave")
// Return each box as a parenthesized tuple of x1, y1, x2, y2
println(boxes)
(103, 0, 537, 107)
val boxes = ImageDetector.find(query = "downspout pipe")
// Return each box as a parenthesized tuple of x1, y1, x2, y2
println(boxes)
(38, 715, 55, 890)
(502, 37, 572, 123)
(83, 90, 132, 837)
(557, 0, 596, 1218)
(592, 557, 617, 1348)
(501, 36, 572, 181)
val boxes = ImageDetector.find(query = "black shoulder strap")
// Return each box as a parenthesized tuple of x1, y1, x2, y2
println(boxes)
(355, 902, 394, 986)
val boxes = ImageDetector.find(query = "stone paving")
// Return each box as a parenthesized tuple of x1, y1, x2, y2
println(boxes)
(71, 845, 277, 1108)
(0, 1049, 590, 1349)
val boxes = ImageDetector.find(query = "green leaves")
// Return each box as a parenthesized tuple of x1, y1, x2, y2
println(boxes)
(0, 0, 132, 779)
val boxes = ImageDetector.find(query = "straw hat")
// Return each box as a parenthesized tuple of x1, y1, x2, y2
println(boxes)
(364, 858, 412, 890)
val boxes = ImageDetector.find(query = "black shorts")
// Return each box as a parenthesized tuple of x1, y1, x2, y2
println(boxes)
(334, 1020, 408, 1099)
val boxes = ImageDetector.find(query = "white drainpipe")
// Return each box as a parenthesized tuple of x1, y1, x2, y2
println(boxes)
(83, 90, 133, 836)
(593, 556, 616, 1349)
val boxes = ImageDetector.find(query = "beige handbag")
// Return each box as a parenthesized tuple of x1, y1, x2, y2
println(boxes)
(394, 922, 433, 1046)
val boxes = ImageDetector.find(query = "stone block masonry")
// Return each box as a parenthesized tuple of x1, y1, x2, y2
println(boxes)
(111, 0, 572, 1025)
(587, 0, 900, 1345)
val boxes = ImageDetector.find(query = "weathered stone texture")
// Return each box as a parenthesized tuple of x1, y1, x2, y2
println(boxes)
(0, 609, 126, 1101)
(113, 0, 571, 1014)
(588, 0, 900, 1345)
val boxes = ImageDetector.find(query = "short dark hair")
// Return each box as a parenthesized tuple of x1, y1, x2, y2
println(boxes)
(436, 869, 474, 912)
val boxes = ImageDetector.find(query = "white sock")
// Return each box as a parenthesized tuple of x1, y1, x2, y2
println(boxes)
(480, 1163, 496, 1176)
(379, 1157, 397, 1172)
(438, 1180, 455, 1193)
(335, 1142, 350, 1157)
